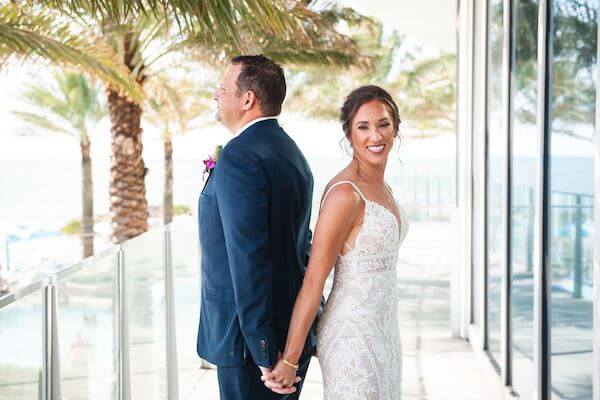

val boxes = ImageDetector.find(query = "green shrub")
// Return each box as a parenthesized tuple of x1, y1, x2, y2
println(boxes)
(61, 219, 81, 235)
(173, 204, 192, 216)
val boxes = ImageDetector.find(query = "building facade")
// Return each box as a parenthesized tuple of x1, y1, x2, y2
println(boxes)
(456, 0, 599, 399)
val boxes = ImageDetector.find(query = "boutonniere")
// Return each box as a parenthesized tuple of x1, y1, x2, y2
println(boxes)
(203, 144, 223, 180)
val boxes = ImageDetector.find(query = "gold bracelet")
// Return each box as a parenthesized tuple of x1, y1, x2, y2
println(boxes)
(282, 358, 299, 370)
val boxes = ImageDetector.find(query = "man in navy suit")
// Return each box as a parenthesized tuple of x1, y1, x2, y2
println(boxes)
(197, 55, 316, 399)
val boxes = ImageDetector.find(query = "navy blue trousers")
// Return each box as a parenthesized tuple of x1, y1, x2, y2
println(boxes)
(216, 354, 311, 400)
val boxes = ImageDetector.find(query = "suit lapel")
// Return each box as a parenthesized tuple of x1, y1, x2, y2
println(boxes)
(201, 169, 215, 194)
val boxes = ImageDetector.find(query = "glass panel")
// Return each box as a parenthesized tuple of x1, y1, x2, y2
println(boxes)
(0, 288, 43, 399)
(170, 218, 202, 393)
(123, 229, 167, 399)
(550, 1, 596, 398)
(486, 0, 506, 367)
(511, 0, 538, 397)
(56, 250, 118, 400)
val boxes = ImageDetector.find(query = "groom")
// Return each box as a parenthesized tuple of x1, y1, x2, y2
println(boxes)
(196, 55, 316, 399)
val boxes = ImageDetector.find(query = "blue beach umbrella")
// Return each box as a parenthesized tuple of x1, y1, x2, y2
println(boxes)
(4, 225, 61, 243)
(557, 221, 594, 238)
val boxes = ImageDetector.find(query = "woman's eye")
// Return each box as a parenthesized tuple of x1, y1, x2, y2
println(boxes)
(380, 123, 390, 128)
(358, 126, 368, 130)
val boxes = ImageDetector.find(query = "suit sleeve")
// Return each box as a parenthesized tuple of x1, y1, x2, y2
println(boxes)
(214, 143, 277, 367)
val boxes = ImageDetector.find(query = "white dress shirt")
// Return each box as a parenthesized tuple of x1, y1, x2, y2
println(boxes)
(234, 116, 278, 137)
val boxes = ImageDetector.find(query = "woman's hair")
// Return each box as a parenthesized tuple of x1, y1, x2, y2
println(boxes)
(339, 85, 401, 139)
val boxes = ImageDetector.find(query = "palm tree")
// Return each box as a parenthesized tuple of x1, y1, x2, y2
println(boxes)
(285, 16, 456, 134)
(390, 52, 456, 133)
(145, 73, 212, 224)
(0, 3, 141, 99)
(39, 0, 365, 243)
(13, 72, 104, 257)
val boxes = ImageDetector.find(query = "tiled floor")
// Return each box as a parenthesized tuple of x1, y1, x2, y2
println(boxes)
(183, 221, 499, 400)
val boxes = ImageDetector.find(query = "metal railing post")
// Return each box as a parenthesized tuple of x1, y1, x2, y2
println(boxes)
(42, 276, 61, 400)
(573, 195, 583, 298)
(117, 245, 131, 400)
(527, 187, 534, 273)
(164, 226, 179, 400)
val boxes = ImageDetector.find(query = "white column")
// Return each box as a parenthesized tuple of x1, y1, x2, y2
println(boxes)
(455, 0, 475, 339)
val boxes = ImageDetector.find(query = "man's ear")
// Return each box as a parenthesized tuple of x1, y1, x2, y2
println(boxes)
(241, 91, 257, 111)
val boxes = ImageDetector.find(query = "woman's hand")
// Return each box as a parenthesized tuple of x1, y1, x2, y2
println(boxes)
(261, 358, 302, 392)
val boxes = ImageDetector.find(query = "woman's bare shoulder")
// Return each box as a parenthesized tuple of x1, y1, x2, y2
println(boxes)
(320, 171, 362, 213)
(322, 168, 358, 193)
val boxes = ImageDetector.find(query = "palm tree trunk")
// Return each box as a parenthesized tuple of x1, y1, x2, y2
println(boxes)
(163, 131, 173, 225)
(81, 138, 94, 257)
(106, 33, 149, 244)
(106, 87, 148, 243)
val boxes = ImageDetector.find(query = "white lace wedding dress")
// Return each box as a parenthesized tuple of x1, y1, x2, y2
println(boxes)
(316, 180, 409, 400)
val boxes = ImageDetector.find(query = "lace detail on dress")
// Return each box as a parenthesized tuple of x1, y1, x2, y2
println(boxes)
(317, 181, 409, 400)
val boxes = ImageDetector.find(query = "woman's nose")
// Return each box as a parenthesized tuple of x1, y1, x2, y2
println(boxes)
(370, 129, 383, 139)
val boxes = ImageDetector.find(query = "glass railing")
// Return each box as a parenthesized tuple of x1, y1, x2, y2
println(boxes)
(512, 187, 594, 299)
(0, 217, 200, 400)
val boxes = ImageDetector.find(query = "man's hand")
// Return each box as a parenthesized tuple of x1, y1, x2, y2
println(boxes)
(258, 366, 272, 377)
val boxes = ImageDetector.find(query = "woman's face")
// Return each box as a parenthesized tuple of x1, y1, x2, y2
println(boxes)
(349, 100, 396, 167)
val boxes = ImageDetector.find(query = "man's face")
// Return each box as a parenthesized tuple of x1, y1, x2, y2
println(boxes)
(214, 63, 244, 132)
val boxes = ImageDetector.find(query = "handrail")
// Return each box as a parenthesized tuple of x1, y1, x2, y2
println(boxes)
(0, 216, 196, 400)
(0, 276, 45, 308)
(0, 244, 118, 309)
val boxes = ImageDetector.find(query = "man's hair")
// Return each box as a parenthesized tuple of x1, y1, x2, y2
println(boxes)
(230, 55, 286, 116)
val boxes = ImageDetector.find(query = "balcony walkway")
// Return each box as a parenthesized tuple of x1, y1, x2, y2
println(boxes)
(185, 221, 498, 400)
(0, 218, 500, 400)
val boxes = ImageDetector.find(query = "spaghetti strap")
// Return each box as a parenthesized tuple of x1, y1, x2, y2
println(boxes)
(319, 180, 366, 209)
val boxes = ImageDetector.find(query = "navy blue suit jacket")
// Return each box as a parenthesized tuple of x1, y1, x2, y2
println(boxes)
(197, 119, 316, 368)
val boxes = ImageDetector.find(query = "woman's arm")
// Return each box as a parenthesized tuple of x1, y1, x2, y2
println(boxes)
(263, 184, 362, 391)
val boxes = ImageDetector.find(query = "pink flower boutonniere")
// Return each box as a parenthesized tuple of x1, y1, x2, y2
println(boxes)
(203, 145, 223, 180)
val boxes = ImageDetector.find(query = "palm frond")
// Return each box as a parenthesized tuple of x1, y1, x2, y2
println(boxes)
(44, 0, 306, 47)
(44, 0, 364, 67)
(11, 111, 73, 135)
(0, 3, 142, 100)
(144, 72, 212, 134)
(14, 70, 106, 139)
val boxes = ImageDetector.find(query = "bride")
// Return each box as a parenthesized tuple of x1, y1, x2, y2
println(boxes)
(263, 85, 409, 399)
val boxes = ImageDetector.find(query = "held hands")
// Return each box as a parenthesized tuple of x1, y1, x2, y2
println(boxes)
(260, 352, 302, 394)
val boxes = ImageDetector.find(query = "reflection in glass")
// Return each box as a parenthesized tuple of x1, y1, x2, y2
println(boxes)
(511, 0, 538, 397)
(57, 252, 118, 399)
(486, 0, 505, 367)
(550, 1, 596, 398)
(0, 290, 43, 399)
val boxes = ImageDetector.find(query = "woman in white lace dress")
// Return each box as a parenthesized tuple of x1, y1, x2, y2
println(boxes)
(263, 85, 409, 399)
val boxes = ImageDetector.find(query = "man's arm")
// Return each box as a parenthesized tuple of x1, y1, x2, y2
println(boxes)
(305, 229, 313, 267)
(215, 143, 277, 368)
